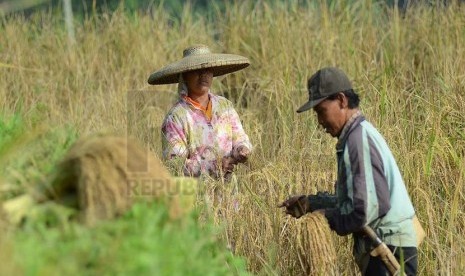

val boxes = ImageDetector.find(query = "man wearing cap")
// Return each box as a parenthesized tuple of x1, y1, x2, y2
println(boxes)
(279, 67, 418, 275)
(148, 45, 252, 179)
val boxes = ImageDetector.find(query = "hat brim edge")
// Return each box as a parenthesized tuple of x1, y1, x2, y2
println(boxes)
(148, 63, 249, 85)
(148, 54, 250, 85)
(296, 97, 327, 113)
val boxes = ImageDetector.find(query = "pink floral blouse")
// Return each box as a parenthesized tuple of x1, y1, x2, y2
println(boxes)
(161, 93, 252, 177)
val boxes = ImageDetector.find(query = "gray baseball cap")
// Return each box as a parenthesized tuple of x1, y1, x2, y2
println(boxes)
(296, 67, 353, 113)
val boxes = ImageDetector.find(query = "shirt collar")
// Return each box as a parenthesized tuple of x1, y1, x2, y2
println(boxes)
(336, 110, 362, 149)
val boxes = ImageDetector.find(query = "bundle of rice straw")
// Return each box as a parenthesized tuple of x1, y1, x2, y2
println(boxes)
(45, 135, 195, 225)
(291, 212, 337, 275)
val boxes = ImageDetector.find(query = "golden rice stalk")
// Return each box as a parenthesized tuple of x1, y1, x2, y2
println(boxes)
(290, 212, 337, 276)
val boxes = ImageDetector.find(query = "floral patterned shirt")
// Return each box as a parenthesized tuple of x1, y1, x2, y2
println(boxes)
(161, 93, 252, 177)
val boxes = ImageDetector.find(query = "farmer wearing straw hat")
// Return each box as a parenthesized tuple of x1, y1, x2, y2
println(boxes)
(148, 45, 252, 179)
(279, 67, 420, 275)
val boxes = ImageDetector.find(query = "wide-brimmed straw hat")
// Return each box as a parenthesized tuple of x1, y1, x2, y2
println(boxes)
(148, 44, 250, 85)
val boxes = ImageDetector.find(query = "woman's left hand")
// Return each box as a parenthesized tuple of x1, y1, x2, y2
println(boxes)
(234, 146, 250, 163)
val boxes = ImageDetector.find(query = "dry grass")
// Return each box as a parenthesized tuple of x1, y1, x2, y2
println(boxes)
(1, 0, 465, 274)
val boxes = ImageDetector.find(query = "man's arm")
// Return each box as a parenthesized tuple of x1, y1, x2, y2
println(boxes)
(278, 192, 337, 218)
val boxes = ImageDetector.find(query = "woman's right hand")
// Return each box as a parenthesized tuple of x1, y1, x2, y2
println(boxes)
(222, 156, 237, 174)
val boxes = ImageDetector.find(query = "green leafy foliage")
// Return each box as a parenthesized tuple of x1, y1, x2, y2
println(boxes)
(12, 201, 249, 276)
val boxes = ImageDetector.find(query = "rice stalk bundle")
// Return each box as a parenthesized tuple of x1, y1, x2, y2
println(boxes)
(48, 135, 185, 225)
(291, 212, 337, 276)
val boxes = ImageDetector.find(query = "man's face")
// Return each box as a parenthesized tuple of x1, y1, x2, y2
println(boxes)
(312, 93, 347, 137)
(183, 69, 213, 96)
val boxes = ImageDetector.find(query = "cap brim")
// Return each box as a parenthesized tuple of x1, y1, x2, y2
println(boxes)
(296, 97, 327, 113)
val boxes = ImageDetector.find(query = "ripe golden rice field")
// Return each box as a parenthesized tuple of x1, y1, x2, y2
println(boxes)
(1, 1, 465, 275)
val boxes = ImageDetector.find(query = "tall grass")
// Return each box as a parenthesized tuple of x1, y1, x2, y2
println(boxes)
(1, 0, 465, 274)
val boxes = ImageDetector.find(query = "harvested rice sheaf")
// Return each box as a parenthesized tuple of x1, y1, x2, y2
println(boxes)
(291, 212, 337, 276)
(47, 135, 193, 225)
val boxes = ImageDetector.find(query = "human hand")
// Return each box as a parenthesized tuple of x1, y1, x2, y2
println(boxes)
(278, 195, 310, 218)
(222, 156, 237, 174)
(233, 146, 250, 163)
